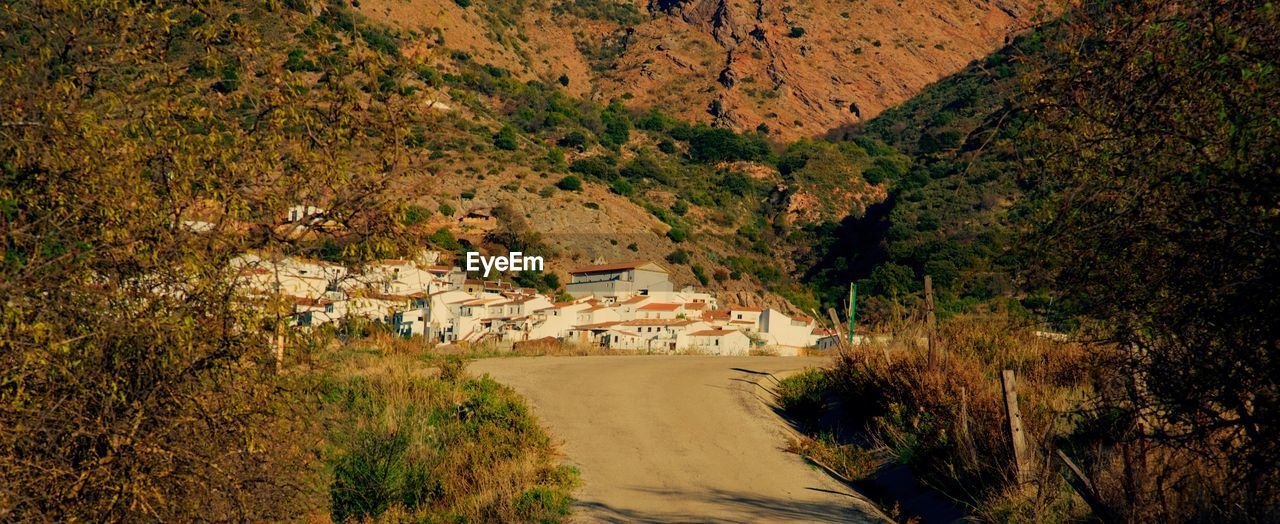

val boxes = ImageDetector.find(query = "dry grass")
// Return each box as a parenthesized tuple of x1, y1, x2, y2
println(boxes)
(778, 310, 1271, 522)
(778, 312, 1094, 521)
(308, 334, 578, 522)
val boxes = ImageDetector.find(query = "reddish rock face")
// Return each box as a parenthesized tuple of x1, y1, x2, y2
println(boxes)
(358, 0, 1062, 140)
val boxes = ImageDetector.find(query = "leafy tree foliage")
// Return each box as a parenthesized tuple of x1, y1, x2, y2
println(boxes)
(493, 125, 519, 150)
(0, 2, 416, 519)
(1027, 1, 1280, 517)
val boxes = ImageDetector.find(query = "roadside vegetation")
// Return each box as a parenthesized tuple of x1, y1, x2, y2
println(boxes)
(312, 334, 578, 522)
(779, 314, 1090, 521)
(780, 4, 1279, 520)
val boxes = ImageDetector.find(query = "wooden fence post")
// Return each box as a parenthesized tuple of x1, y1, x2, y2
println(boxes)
(825, 307, 851, 356)
(1057, 449, 1117, 523)
(1001, 369, 1031, 486)
(924, 275, 936, 370)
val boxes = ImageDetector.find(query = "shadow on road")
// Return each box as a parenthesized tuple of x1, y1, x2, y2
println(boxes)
(576, 486, 884, 523)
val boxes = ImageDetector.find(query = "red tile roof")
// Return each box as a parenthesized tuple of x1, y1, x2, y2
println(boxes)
(638, 303, 681, 311)
(729, 306, 763, 312)
(689, 329, 739, 336)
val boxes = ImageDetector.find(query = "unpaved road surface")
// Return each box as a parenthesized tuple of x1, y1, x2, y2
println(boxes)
(470, 356, 889, 523)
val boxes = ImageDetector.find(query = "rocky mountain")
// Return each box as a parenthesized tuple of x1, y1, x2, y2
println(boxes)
(354, 0, 1059, 139)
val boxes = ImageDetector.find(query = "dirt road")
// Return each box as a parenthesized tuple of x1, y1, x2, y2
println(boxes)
(470, 356, 889, 523)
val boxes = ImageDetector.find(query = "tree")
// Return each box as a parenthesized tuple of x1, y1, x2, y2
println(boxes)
(0, 2, 412, 519)
(494, 125, 519, 150)
(620, 154, 668, 183)
(558, 130, 588, 150)
(599, 100, 631, 147)
(686, 126, 770, 163)
(1027, 1, 1280, 517)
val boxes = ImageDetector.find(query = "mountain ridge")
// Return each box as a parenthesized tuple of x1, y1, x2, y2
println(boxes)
(354, 0, 1061, 139)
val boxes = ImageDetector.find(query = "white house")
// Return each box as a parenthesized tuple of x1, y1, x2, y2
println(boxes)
(726, 306, 763, 330)
(687, 329, 752, 356)
(634, 302, 685, 320)
(360, 260, 452, 296)
(289, 295, 346, 327)
(759, 308, 820, 355)
(575, 303, 622, 326)
(286, 205, 325, 223)
(566, 260, 674, 298)
(526, 300, 591, 340)
(423, 290, 475, 343)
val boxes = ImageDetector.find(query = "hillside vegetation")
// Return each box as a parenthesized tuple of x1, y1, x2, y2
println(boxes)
(353, 0, 1062, 139)
(782, 2, 1280, 522)
(808, 24, 1059, 321)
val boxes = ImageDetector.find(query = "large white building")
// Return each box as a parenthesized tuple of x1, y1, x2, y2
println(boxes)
(566, 261, 674, 298)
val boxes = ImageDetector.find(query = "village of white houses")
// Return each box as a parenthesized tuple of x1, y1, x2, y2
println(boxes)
(238, 248, 843, 356)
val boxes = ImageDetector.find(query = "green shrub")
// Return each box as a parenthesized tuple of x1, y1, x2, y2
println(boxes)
(494, 125, 519, 150)
(330, 430, 442, 522)
(666, 225, 689, 243)
(438, 203, 456, 216)
(665, 249, 690, 265)
(284, 48, 319, 72)
(609, 178, 634, 196)
(545, 147, 566, 169)
(599, 102, 631, 147)
(672, 200, 689, 216)
(569, 156, 618, 180)
(428, 227, 462, 251)
(620, 155, 668, 183)
(776, 369, 829, 431)
(691, 264, 709, 286)
(401, 204, 431, 226)
(558, 130, 588, 150)
(556, 176, 582, 191)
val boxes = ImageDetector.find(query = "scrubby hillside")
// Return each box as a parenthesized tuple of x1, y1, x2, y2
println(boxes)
(353, 0, 1061, 139)
(801, 24, 1060, 319)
